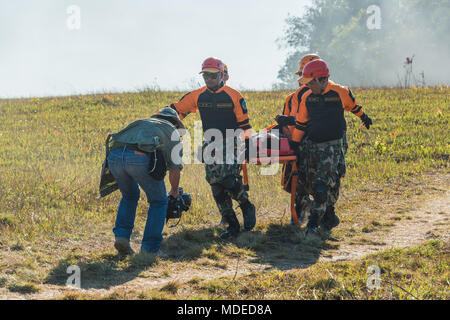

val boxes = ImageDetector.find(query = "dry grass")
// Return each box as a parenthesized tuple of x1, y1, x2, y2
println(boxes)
(0, 87, 448, 299)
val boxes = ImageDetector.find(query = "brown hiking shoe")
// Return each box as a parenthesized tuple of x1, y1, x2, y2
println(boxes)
(114, 237, 134, 256)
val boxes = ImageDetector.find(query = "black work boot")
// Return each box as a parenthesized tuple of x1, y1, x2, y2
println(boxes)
(220, 212, 241, 240)
(218, 216, 228, 227)
(321, 206, 340, 231)
(305, 213, 319, 235)
(240, 201, 256, 231)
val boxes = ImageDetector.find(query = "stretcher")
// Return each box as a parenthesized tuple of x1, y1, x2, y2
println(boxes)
(241, 125, 302, 226)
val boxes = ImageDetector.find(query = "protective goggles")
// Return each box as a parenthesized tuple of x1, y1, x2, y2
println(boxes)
(202, 73, 220, 80)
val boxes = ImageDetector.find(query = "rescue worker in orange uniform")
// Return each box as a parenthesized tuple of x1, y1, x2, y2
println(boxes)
(169, 57, 256, 239)
(277, 54, 321, 224)
(291, 59, 372, 234)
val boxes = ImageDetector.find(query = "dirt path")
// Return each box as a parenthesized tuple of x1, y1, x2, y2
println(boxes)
(322, 191, 449, 262)
(2, 183, 448, 300)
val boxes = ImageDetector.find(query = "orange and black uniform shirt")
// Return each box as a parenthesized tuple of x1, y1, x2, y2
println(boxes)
(292, 80, 365, 143)
(169, 85, 252, 138)
(282, 85, 311, 134)
(282, 92, 296, 117)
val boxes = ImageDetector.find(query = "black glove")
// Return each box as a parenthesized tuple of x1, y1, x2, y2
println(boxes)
(275, 115, 296, 128)
(288, 139, 301, 156)
(360, 113, 372, 129)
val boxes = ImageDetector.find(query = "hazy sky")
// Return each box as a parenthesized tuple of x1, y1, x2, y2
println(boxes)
(0, 0, 310, 98)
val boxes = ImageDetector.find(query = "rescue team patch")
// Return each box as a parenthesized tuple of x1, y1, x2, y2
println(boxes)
(198, 102, 213, 108)
(240, 98, 248, 114)
(217, 103, 233, 108)
(324, 97, 341, 102)
(306, 97, 321, 103)
(307, 96, 341, 103)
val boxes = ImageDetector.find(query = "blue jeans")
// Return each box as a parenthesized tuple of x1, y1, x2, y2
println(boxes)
(107, 148, 168, 253)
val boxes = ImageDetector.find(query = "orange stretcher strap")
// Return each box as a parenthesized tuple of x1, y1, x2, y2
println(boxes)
(242, 162, 249, 191)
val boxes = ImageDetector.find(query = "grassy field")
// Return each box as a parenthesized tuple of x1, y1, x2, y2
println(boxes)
(57, 240, 449, 300)
(0, 87, 448, 299)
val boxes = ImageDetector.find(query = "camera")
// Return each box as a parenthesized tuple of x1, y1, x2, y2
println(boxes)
(166, 187, 192, 223)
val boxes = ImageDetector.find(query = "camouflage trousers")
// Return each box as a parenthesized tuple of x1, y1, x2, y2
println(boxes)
(302, 138, 346, 225)
(205, 163, 249, 220)
(292, 129, 347, 222)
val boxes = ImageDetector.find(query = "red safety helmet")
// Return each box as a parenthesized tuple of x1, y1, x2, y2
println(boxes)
(200, 57, 224, 74)
(298, 59, 330, 85)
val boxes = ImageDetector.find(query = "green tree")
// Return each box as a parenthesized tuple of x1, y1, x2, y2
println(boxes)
(276, 0, 450, 88)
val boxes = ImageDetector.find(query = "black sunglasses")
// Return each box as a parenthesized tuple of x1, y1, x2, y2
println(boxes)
(202, 73, 220, 80)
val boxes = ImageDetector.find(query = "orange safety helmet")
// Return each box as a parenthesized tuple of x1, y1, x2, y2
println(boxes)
(295, 54, 321, 76)
(298, 59, 330, 85)
(223, 64, 229, 82)
(200, 57, 224, 74)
